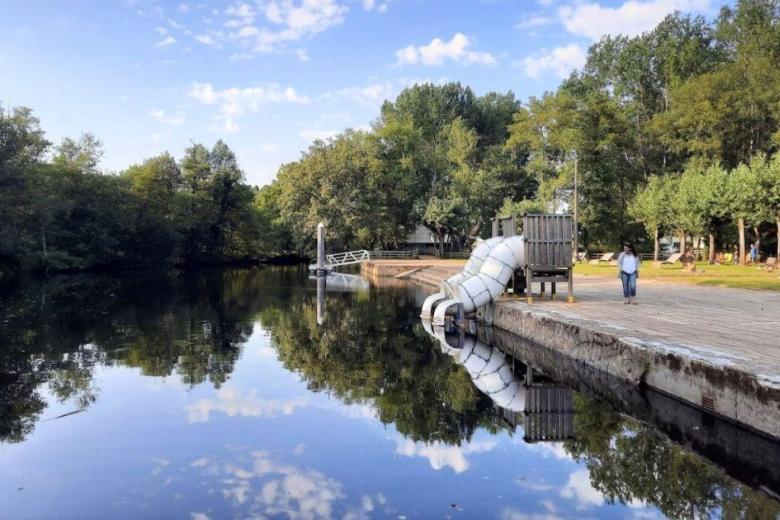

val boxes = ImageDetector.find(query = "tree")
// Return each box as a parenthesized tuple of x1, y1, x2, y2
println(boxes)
(52, 133, 104, 175)
(423, 197, 465, 255)
(726, 161, 763, 264)
(630, 176, 674, 260)
(759, 155, 780, 258)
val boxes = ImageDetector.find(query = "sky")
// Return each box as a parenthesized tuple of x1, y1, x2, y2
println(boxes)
(1, 0, 722, 186)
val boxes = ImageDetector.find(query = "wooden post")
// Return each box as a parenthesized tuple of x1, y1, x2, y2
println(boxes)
(526, 267, 533, 304)
(567, 267, 575, 303)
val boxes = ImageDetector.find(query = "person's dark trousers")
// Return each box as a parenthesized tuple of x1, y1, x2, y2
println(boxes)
(620, 272, 637, 298)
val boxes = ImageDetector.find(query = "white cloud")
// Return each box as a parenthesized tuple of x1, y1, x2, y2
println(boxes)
(234, 0, 348, 53)
(194, 33, 217, 45)
(516, 15, 555, 29)
(295, 48, 309, 61)
(189, 81, 309, 134)
(560, 469, 604, 508)
(185, 385, 308, 422)
(558, 0, 710, 40)
(150, 109, 185, 126)
(521, 43, 586, 79)
(395, 33, 497, 67)
(325, 81, 394, 108)
(156, 35, 176, 47)
(393, 437, 497, 473)
(225, 2, 256, 27)
(362, 0, 389, 12)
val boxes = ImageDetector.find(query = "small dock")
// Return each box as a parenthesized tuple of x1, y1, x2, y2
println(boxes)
(360, 258, 464, 287)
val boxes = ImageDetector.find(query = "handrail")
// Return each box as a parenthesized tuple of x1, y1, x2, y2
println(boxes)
(320, 249, 419, 268)
(326, 250, 371, 266)
(368, 250, 418, 260)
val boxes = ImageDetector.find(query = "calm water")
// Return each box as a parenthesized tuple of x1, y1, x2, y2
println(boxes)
(1, 267, 778, 519)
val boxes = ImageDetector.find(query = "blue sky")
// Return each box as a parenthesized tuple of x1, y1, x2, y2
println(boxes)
(1, 0, 720, 186)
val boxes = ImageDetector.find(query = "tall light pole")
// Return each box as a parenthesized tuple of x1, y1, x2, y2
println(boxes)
(573, 154, 579, 260)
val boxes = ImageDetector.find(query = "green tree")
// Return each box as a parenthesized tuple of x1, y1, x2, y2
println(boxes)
(52, 133, 104, 175)
(630, 176, 674, 260)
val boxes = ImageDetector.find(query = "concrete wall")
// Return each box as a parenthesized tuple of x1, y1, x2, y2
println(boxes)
(490, 300, 780, 440)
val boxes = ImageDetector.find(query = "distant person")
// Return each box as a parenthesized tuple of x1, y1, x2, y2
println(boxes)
(617, 243, 640, 305)
(750, 242, 758, 264)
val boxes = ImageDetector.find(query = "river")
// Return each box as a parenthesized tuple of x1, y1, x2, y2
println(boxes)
(0, 267, 778, 519)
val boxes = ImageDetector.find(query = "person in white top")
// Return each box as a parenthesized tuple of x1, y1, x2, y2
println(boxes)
(617, 243, 640, 305)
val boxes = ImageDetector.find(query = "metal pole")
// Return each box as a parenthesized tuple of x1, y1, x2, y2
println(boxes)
(573, 155, 578, 259)
(317, 222, 326, 274)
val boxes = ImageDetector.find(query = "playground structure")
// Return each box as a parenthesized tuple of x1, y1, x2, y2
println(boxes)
(420, 214, 574, 326)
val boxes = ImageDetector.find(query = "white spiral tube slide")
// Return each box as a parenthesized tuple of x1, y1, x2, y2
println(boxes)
(420, 237, 501, 319)
(432, 235, 525, 325)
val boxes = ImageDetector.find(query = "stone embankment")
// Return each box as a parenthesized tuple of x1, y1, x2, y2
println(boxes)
(362, 260, 780, 440)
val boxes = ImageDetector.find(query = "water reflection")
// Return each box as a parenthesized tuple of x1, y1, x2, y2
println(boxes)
(0, 267, 778, 519)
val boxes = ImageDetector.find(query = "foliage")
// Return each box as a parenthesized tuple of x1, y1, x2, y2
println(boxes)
(0, 107, 283, 276)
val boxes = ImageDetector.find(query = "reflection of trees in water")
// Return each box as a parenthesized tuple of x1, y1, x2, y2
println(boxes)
(260, 288, 510, 445)
(0, 268, 280, 443)
(1, 268, 778, 518)
(564, 395, 780, 519)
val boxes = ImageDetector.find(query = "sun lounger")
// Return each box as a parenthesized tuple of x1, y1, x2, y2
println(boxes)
(662, 252, 683, 264)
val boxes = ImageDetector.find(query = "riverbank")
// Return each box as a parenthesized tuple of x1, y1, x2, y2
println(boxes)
(362, 260, 780, 439)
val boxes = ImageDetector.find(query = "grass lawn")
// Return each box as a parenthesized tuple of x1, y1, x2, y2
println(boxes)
(574, 261, 780, 292)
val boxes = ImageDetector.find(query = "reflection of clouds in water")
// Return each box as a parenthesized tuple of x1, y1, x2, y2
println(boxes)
(186, 385, 308, 423)
(501, 499, 563, 520)
(560, 469, 604, 508)
(500, 507, 563, 520)
(221, 451, 343, 518)
(184, 450, 389, 520)
(393, 437, 497, 474)
(333, 403, 378, 421)
(521, 441, 571, 461)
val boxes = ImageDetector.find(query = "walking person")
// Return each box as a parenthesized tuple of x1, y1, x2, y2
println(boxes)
(618, 243, 640, 305)
(750, 242, 758, 264)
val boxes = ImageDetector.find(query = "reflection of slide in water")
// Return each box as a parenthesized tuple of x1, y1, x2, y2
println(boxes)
(423, 321, 574, 441)
(423, 321, 525, 412)
(421, 235, 525, 325)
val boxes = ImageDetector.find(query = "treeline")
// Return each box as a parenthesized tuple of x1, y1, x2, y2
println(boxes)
(3, 0, 779, 275)
(0, 107, 288, 277)
(632, 157, 780, 261)
(261, 0, 780, 257)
